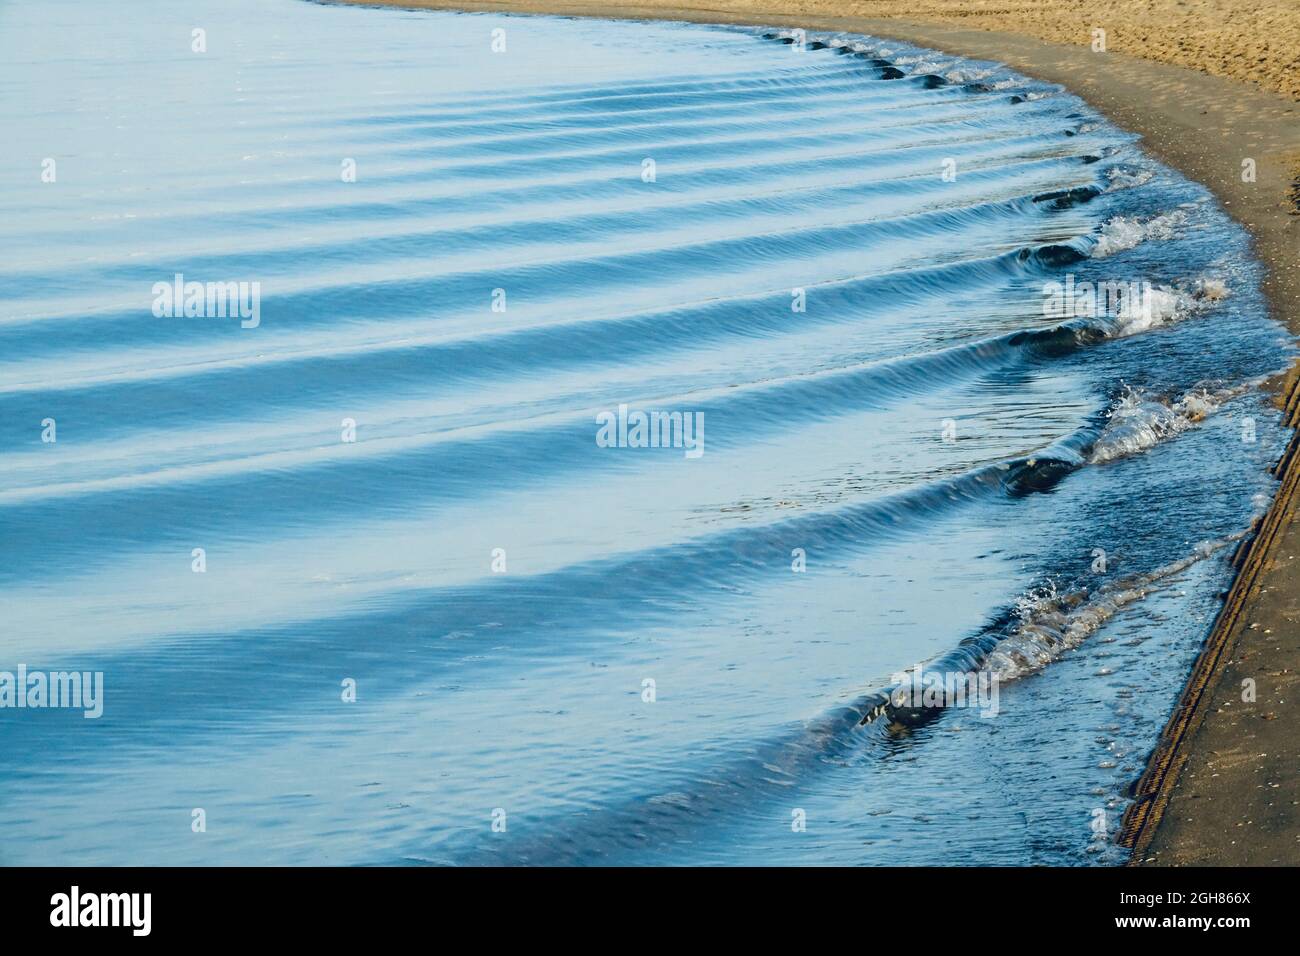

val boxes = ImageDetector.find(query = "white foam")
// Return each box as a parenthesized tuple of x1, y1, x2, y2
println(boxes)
(1109, 276, 1229, 337)
(1092, 209, 1187, 258)
(1088, 382, 1248, 465)
(1105, 166, 1155, 191)
(944, 66, 1002, 84)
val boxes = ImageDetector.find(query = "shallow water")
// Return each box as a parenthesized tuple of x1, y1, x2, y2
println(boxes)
(0, 0, 1292, 865)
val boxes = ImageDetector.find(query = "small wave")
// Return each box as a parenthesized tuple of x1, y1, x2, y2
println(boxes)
(1091, 210, 1188, 257)
(1108, 276, 1229, 337)
(1105, 165, 1156, 192)
(984, 532, 1248, 680)
(1032, 184, 1102, 210)
(859, 528, 1250, 726)
(1023, 273, 1229, 354)
(1088, 381, 1248, 464)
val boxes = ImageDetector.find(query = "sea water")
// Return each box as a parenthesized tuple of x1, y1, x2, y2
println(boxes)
(0, 0, 1291, 865)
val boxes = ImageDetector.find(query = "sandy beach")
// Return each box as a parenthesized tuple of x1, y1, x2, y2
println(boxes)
(347, 1, 1300, 100)
(339, 0, 1300, 864)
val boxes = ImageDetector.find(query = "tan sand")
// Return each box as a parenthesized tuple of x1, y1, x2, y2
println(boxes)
(340, 0, 1300, 864)
(346, 0, 1300, 100)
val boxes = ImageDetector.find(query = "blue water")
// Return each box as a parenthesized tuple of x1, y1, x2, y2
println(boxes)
(0, 0, 1292, 866)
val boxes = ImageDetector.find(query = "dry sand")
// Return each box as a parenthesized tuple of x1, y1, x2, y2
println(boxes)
(346, 0, 1300, 100)
(791, 1, 1300, 102)
(338, 0, 1300, 864)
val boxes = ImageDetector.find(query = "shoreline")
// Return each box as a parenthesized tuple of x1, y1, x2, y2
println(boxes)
(338, 0, 1300, 864)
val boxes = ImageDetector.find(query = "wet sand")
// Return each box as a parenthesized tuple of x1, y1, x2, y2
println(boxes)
(337, 0, 1300, 864)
